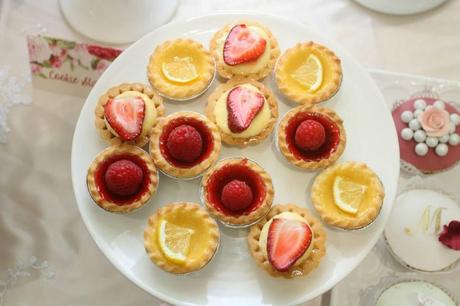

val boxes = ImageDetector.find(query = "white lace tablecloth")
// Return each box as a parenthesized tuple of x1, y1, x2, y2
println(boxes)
(1, 0, 460, 305)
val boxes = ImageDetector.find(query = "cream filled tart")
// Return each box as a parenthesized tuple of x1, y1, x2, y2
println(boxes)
(95, 83, 165, 147)
(210, 21, 280, 80)
(206, 78, 278, 147)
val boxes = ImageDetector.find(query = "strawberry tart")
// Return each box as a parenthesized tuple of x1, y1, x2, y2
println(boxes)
(206, 78, 279, 147)
(95, 83, 165, 147)
(392, 96, 460, 174)
(248, 204, 326, 278)
(210, 21, 280, 80)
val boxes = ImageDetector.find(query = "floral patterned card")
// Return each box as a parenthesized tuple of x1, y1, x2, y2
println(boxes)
(27, 35, 123, 97)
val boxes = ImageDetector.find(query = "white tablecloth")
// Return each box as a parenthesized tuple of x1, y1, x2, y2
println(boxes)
(1, 0, 459, 305)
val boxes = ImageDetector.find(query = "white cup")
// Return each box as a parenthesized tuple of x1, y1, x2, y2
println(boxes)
(353, 0, 447, 15)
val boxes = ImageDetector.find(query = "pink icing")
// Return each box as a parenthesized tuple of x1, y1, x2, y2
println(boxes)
(419, 106, 451, 137)
(392, 97, 460, 173)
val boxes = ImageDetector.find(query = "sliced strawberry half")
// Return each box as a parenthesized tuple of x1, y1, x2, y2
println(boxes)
(223, 24, 267, 66)
(104, 96, 145, 141)
(227, 86, 265, 133)
(267, 218, 312, 272)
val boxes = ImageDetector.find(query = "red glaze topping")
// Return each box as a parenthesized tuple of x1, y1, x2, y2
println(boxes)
(105, 160, 143, 196)
(160, 117, 214, 168)
(227, 86, 265, 133)
(205, 159, 266, 216)
(223, 24, 267, 66)
(166, 124, 203, 163)
(294, 119, 326, 151)
(221, 179, 254, 211)
(94, 154, 150, 205)
(285, 112, 340, 161)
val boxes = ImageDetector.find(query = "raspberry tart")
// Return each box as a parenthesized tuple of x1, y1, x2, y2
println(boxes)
(201, 158, 274, 227)
(275, 42, 342, 105)
(392, 96, 460, 174)
(277, 105, 346, 170)
(248, 204, 326, 278)
(210, 21, 280, 80)
(150, 111, 221, 179)
(148, 39, 215, 101)
(311, 161, 385, 230)
(95, 83, 165, 147)
(206, 78, 279, 147)
(144, 202, 220, 274)
(87, 145, 158, 213)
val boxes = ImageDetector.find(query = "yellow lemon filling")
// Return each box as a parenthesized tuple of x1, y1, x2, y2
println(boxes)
(259, 212, 314, 265)
(104, 91, 157, 139)
(214, 84, 271, 138)
(158, 43, 210, 85)
(218, 26, 271, 74)
(333, 176, 367, 215)
(281, 48, 335, 95)
(152, 211, 215, 265)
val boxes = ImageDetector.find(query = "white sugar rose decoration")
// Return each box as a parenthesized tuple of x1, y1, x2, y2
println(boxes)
(419, 106, 451, 137)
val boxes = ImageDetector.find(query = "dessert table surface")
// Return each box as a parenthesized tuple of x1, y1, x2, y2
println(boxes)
(0, 0, 459, 305)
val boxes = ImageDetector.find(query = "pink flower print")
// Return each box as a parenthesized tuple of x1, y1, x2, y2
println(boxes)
(27, 36, 50, 63)
(95, 59, 110, 73)
(49, 54, 63, 68)
(31, 63, 41, 74)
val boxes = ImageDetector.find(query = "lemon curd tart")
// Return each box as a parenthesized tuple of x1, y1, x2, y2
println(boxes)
(144, 202, 220, 274)
(210, 21, 280, 80)
(311, 161, 385, 230)
(95, 83, 165, 147)
(148, 39, 215, 100)
(275, 41, 342, 105)
(206, 78, 279, 147)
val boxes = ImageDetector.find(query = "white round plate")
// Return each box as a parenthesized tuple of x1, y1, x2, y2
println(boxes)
(353, 0, 447, 15)
(71, 13, 399, 306)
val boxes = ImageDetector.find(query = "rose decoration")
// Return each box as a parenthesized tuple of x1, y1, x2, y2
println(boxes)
(438, 220, 460, 250)
(419, 106, 452, 137)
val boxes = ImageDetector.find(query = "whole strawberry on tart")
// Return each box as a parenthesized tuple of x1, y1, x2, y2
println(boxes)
(210, 21, 280, 80)
(95, 83, 165, 147)
(206, 78, 279, 147)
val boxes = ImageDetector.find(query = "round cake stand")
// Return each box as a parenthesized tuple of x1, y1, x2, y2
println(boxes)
(59, 0, 178, 44)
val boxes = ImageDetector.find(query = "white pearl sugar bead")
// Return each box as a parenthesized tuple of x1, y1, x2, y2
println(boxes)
(409, 118, 421, 130)
(451, 113, 460, 126)
(439, 134, 450, 143)
(415, 143, 428, 156)
(449, 133, 460, 146)
(400, 110, 413, 123)
(435, 143, 449, 156)
(414, 99, 427, 110)
(434, 100, 446, 109)
(401, 128, 413, 140)
(426, 137, 439, 148)
(414, 109, 423, 118)
(414, 130, 426, 143)
(449, 123, 456, 134)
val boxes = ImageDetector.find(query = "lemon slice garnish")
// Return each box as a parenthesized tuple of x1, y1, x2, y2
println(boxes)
(333, 176, 367, 214)
(291, 54, 323, 92)
(157, 220, 194, 264)
(162, 56, 198, 83)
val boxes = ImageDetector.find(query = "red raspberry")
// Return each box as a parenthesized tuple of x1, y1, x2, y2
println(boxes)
(221, 179, 254, 211)
(294, 120, 326, 151)
(104, 160, 143, 196)
(166, 124, 203, 162)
